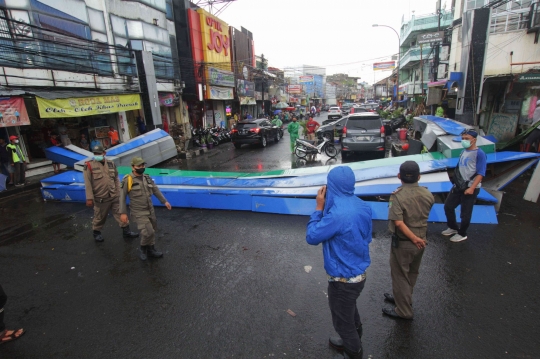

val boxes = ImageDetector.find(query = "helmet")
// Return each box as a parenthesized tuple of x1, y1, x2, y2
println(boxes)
(92, 145, 105, 154)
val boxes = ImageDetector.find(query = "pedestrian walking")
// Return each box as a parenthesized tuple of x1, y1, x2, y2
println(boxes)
(83, 145, 139, 242)
(287, 116, 300, 153)
(306, 115, 320, 141)
(442, 130, 487, 242)
(6, 136, 26, 187)
(0, 284, 25, 345)
(382, 161, 434, 320)
(306, 166, 372, 359)
(119, 157, 172, 261)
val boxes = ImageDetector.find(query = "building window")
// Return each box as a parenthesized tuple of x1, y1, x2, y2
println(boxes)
(490, 0, 532, 33)
(466, 0, 487, 11)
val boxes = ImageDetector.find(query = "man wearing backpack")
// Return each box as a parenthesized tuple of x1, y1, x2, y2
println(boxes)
(83, 145, 139, 242)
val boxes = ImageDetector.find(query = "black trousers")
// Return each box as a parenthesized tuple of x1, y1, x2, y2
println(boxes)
(14, 162, 25, 185)
(328, 280, 366, 353)
(0, 284, 7, 332)
(444, 186, 480, 236)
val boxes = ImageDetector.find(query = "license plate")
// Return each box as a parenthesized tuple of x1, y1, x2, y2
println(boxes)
(356, 136, 371, 141)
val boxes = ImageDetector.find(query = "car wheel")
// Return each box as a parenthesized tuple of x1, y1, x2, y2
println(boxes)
(233, 143, 242, 149)
(260, 136, 267, 147)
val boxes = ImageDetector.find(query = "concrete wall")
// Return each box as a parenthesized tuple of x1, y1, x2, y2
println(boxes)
(483, 32, 540, 76)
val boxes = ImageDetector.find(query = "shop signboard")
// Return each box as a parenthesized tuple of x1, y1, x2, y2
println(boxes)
(373, 62, 395, 71)
(416, 31, 444, 45)
(299, 76, 314, 84)
(288, 85, 302, 94)
(0, 96, 30, 127)
(208, 86, 234, 100)
(159, 93, 176, 107)
(208, 67, 235, 87)
(518, 73, 540, 82)
(237, 79, 255, 97)
(240, 97, 256, 105)
(197, 9, 232, 72)
(36, 94, 141, 118)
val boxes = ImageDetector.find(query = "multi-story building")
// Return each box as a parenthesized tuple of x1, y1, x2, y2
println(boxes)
(398, 10, 454, 99)
(0, 0, 181, 175)
(448, 0, 540, 136)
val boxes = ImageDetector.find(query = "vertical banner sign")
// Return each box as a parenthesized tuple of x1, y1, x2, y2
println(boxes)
(0, 97, 30, 127)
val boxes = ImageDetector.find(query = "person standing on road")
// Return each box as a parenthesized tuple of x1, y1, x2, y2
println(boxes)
(287, 116, 300, 154)
(522, 99, 540, 152)
(306, 115, 320, 141)
(6, 136, 26, 187)
(442, 130, 487, 243)
(119, 157, 172, 261)
(108, 126, 120, 147)
(83, 145, 139, 242)
(382, 161, 434, 320)
(0, 284, 25, 345)
(306, 166, 372, 359)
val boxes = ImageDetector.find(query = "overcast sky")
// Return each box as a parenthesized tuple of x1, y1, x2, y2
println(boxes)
(216, 0, 447, 84)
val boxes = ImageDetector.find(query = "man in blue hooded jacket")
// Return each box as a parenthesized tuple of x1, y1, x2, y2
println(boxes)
(306, 166, 372, 359)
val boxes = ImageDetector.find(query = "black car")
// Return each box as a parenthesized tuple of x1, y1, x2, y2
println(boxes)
(317, 117, 348, 138)
(231, 119, 281, 148)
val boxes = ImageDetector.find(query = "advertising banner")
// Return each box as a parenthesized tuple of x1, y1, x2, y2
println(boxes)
(208, 67, 235, 87)
(159, 93, 176, 107)
(197, 9, 232, 71)
(237, 79, 255, 97)
(36, 94, 141, 118)
(208, 86, 234, 100)
(373, 62, 396, 71)
(299, 75, 314, 84)
(0, 96, 30, 127)
(416, 31, 444, 45)
(240, 97, 256, 105)
(288, 85, 302, 94)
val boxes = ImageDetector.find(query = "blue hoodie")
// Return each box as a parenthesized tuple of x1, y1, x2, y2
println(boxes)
(306, 166, 372, 278)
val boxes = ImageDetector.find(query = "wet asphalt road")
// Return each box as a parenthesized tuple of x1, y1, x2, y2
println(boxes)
(1, 115, 540, 358)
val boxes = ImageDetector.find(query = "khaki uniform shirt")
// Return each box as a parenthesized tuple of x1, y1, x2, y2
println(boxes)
(119, 174, 167, 216)
(83, 159, 120, 200)
(388, 182, 434, 240)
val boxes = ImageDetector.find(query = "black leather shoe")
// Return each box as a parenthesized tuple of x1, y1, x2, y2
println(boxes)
(138, 246, 148, 261)
(122, 226, 139, 239)
(329, 336, 344, 351)
(382, 307, 412, 320)
(343, 346, 363, 359)
(93, 230, 104, 242)
(384, 292, 395, 303)
(146, 245, 163, 258)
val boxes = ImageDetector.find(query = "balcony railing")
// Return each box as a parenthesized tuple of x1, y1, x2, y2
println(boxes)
(399, 46, 433, 68)
(400, 11, 454, 45)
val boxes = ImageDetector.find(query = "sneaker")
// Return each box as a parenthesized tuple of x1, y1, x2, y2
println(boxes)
(441, 228, 458, 236)
(450, 234, 468, 242)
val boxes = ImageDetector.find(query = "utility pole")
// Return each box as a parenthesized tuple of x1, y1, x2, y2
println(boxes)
(433, 0, 441, 82)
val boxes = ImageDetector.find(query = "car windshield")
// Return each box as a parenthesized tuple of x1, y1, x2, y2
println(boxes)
(237, 123, 257, 129)
(347, 116, 381, 130)
(330, 107, 340, 111)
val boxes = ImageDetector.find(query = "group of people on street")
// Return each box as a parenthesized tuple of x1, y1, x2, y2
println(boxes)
(306, 129, 486, 358)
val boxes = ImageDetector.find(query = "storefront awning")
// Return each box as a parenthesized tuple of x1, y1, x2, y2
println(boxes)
(0, 88, 139, 100)
(428, 80, 448, 87)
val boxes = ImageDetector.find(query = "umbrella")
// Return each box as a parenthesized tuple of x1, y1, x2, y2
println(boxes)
(273, 110, 282, 114)
(275, 102, 289, 109)
(285, 107, 295, 111)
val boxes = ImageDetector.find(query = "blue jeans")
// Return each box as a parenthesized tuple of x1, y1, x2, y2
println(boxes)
(328, 279, 366, 353)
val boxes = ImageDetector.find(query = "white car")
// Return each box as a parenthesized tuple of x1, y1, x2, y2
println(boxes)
(328, 107, 342, 119)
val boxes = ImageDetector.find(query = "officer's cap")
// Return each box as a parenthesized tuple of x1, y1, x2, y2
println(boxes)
(92, 145, 105, 154)
(131, 157, 146, 166)
(399, 161, 420, 183)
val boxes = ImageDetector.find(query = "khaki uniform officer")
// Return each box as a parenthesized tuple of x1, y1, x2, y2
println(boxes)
(383, 161, 434, 320)
(83, 145, 139, 242)
(119, 157, 171, 261)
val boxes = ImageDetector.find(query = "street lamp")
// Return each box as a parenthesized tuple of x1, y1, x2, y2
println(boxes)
(373, 24, 400, 102)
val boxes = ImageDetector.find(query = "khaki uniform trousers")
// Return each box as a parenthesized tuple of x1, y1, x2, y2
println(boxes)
(92, 197, 126, 231)
(307, 133, 316, 141)
(390, 241, 425, 319)
(132, 211, 158, 246)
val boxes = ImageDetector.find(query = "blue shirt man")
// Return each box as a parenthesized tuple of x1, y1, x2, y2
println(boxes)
(443, 130, 487, 242)
(306, 166, 372, 359)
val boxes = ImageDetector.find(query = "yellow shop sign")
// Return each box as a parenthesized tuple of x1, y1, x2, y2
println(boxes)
(36, 94, 141, 118)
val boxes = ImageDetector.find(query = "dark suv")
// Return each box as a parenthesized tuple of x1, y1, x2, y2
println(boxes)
(231, 119, 281, 148)
(341, 113, 386, 158)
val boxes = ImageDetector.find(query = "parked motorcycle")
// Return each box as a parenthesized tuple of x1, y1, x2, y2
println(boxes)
(295, 135, 337, 159)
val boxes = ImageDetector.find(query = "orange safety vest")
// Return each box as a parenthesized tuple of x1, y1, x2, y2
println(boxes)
(108, 130, 119, 145)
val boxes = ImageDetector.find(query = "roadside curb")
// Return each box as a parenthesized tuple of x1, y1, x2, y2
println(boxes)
(0, 181, 42, 199)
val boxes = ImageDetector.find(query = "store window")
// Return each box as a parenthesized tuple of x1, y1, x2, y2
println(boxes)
(490, 0, 532, 33)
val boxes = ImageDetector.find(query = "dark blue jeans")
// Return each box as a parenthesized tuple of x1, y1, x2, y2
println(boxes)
(444, 186, 480, 236)
(0, 284, 6, 332)
(328, 279, 366, 353)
